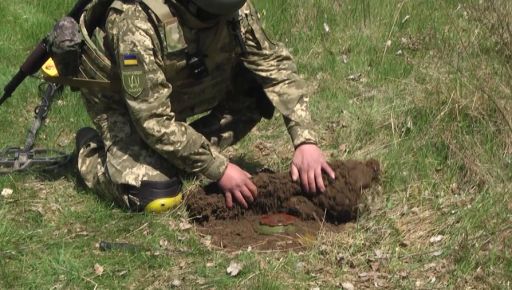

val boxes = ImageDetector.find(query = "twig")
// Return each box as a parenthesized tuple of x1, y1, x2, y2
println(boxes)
(125, 222, 148, 237)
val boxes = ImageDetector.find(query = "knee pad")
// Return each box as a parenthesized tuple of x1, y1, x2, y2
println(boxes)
(127, 178, 183, 213)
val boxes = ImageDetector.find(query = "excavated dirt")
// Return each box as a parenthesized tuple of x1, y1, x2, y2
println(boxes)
(186, 159, 380, 251)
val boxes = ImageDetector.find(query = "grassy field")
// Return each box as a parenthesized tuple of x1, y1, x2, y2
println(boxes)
(1, 0, 511, 289)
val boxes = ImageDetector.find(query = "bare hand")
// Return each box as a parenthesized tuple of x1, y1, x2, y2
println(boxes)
(218, 163, 258, 208)
(290, 144, 335, 193)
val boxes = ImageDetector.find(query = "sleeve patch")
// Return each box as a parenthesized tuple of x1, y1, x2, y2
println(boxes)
(121, 52, 146, 98)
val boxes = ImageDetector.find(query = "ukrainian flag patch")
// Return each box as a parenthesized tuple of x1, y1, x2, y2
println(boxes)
(123, 54, 138, 66)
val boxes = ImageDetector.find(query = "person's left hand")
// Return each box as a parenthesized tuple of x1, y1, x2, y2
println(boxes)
(290, 144, 335, 193)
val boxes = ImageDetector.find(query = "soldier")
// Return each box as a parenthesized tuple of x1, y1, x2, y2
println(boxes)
(71, 0, 335, 212)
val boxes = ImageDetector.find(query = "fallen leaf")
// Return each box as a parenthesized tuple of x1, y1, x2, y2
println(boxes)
(159, 239, 169, 248)
(431, 250, 443, 257)
(341, 282, 355, 290)
(206, 261, 215, 268)
(226, 261, 242, 277)
(1, 188, 13, 197)
(179, 219, 192, 231)
(201, 236, 212, 249)
(398, 270, 408, 278)
(94, 263, 104, 275)
(179, 261, 187, 269)
(346, 73, 362, 82)
(196, 277, 206, 285)
(374, 249, 389, 259)
(168, 220, 178, 230)
(429, 235, 444, 244)
(171, 279, 182, 287)
(415, 280, 423, 287)
(339, 144, 348, 154)
(450, 183, 459, 194)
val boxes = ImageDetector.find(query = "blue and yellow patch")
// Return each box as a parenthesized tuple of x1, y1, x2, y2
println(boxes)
(123, 54, 138, 66)
(121, 52, 145, 98)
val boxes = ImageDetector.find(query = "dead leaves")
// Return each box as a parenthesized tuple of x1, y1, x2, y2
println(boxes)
(93, 263, 104, 276)
(226, 261, 243, 277)
(1, 188, 13, 197)
(429, 235, 445, 244)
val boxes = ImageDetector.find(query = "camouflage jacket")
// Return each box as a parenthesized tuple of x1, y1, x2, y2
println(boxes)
(99, 0, 318, 180)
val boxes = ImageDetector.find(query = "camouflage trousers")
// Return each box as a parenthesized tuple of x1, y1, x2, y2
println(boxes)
(77, 83, 265, 209)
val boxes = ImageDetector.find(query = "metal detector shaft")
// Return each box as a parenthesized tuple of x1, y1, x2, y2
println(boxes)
(24, 83, 62, 151)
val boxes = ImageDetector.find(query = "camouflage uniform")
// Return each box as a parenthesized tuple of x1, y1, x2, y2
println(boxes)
(76, 0, 318, 209)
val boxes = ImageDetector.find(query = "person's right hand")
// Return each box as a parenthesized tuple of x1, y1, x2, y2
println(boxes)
(217, 163, 258, 209)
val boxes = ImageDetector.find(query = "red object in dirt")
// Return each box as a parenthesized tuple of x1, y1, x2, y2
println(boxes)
(259, 213, 298, 226)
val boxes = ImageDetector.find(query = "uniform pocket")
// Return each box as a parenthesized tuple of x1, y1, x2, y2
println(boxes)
(164, 21, 188, 53)
(163, 48, 188, 82)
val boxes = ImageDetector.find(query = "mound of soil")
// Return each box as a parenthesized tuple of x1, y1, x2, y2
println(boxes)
(186, 159, 380, 251)
(185, 160, 380, 251)
(186, 159, 380, 224)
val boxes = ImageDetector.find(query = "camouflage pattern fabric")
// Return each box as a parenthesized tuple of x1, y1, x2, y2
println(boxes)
(77, 0, 318, 203)
(48, 17, 83, 77)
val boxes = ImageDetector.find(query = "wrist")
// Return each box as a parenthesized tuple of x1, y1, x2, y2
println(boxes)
(202, 151, 229, 181)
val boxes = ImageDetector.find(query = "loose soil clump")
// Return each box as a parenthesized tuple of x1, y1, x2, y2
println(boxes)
(186, 159, 380, 250)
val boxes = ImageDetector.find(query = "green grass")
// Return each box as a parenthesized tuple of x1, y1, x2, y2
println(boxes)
(1, 0, 511, 288)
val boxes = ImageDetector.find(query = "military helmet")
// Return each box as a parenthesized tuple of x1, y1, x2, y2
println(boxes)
(190, 0, 247, 16)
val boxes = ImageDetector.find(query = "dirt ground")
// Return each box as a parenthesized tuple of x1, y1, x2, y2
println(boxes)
(186, 159, 380, 251)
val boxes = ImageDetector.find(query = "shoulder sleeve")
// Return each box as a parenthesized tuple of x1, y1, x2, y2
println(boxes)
(104, 3, 228, 180)
(238, 1, 318, 147)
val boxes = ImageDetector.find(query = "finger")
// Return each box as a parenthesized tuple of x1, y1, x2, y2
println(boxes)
(225, 192, 233, 209)
(291, 164, 299, 181)
(244, 171, 252, 178)
(246, 180, 258, 198)
(308, 170, 317, 193)
(315, 167, 326, 192)
(234, 191, 248, 209)
(241, 186, 254, 203)
(300, 169, 309, 193)
(322, 162, 336, 180)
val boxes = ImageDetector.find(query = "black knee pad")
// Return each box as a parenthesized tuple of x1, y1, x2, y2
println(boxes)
(126, 178, 183, 213)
